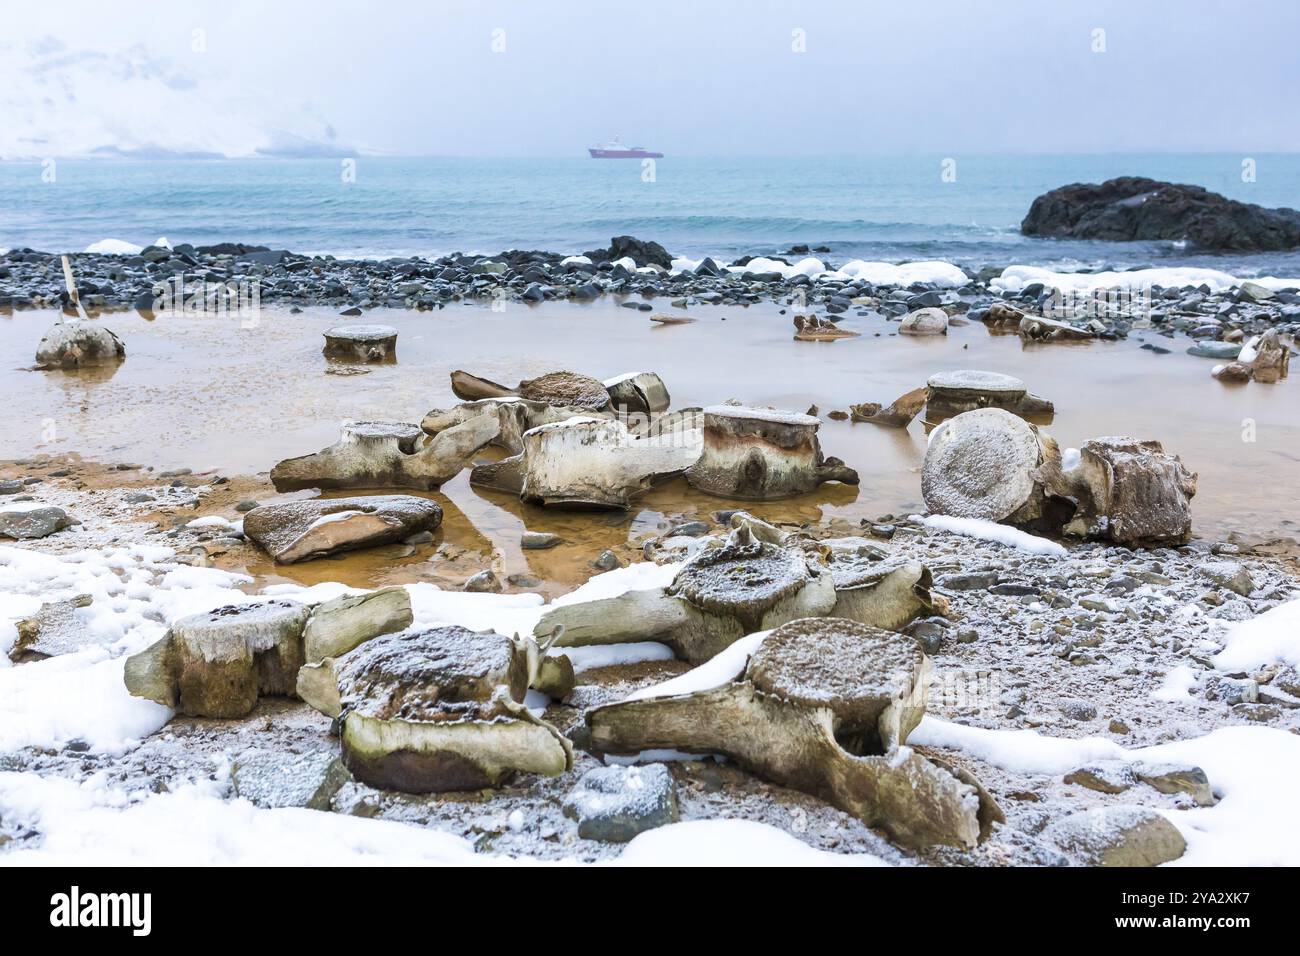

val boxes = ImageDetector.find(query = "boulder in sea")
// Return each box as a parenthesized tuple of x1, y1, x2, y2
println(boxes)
(295, 626, 573, 792)
(35, 321, 125, 369)
(583, 235, 673, 269)
(242, 495, 442, 563)
(1021, 177, 1300, 251)
(322, 324, 397, 362)
(686, 404, 858, 500)
(587, 617, 1003, 850)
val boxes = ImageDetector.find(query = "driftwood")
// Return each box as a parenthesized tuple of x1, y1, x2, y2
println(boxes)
(686, 404, 858, 500)
(587, 617, 1003, 849)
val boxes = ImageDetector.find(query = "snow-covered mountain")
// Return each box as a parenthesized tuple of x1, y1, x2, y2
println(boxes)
(0, 36, 354, 160)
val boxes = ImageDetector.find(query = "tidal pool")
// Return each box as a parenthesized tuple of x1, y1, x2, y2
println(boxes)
(3, 300, 1296, 593)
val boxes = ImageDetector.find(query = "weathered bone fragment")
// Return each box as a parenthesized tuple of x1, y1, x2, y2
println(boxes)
(302, 587, 413, 663)
(243, 495, 443, 563)
(271, 416, 500, 491)
(980, 301, 1026, 327)
(686, 404, 858, 500)
(793, 314, 859, 341)
(323, 324, 397, 362)
(849, 386, 928, 427)
(925, 370, 1054, 423)
(124, 600, 310, 718)
(1242, 328, 1292, 383)
(536, 525, 835, 662)
(451, 369, 611, 410)
(603, 371, 671, 416)
(1062, 436, 1197, 547)
(421, 398, 601, 454)
(828, 556, 937, 630)
(587, 617, 1003, 849)
(921, 408, 1065, 527)
(469, 455, 525, 495)
(296, 626, 572, 792)
(1019, 314, 1094, 342)
(518, 416, 702, 509)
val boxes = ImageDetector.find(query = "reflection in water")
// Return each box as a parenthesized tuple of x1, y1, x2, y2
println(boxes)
(2, 303, 1297, 594)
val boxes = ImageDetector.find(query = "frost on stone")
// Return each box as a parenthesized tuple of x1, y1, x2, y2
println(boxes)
(242, 495, 443, 563)
(562, 763, 680, 842)
(587, 617, 1002, 850)
(922, 408, 1044, 522)
(668, 526, 813, 629)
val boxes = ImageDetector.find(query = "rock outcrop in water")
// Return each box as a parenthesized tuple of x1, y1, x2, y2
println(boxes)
(1021, 177, 1300, 251)
(587, 616, 1003, 849)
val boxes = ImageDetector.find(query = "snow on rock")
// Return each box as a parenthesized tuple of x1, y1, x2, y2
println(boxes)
(991, 264, 1300, 295)
(668, 256, 966, 288)
(913, 718, 1300, 865)
(912, 514, 1068, 556)
(1212, 597, 1300, 671)
(1151, 665, 1198, 702)
(84, 238, 144, 255)
(625, 630, 769, 701)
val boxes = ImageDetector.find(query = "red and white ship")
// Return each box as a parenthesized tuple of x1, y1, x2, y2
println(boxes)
(588, 136, 663, 159)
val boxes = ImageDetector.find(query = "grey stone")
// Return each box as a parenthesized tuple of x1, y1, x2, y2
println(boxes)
(1130, 761, 1216, 806)
(562, 763, 679, 842)
(0, 506, 78, 540)
(521, 531, 563, 550)
(1043, 806, 1186, 866)
(230, 749, 352, 810)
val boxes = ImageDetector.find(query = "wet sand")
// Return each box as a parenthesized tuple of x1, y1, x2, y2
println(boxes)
(3, 300, 1297, 594)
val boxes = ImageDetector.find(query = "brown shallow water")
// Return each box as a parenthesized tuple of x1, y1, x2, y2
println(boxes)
(2, 300, 1297, 593)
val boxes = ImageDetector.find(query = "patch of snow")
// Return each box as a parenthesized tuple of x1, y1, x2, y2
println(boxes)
(558, 642, 676, 673)
(84, 238, 143, 255)
(625, 630, 768, 701)
(608, 819, 885, 866)
(1213, 597, 1300, 671)
(914, 717, 1300, 866)
(992, 265, 1300, 295)
(1151, 665, 1198, 702)
(912, 514, 1068, 556)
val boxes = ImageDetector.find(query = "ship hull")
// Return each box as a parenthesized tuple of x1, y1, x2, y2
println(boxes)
(588, 149, 663, 159)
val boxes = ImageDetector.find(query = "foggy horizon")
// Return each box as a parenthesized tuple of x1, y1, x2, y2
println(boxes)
(3, 0, 1298, 160)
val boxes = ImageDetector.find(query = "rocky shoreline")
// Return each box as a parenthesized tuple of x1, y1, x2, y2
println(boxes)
(4, 236, 1300, 351)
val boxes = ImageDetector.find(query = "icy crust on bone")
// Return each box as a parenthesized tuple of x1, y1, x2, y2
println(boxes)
(175, 600, 307, 659)
(702, 404, 819, 427)
(340, 421, 423, 442)
(668, 535, 812, 620)
(326, 324, 397, 340)
(921, 408, 1040, 521)
(829, 554, 914, 591)
(516, 370, 609, 409)
(334, 627, 526, 724)
(926, 369, 1025, 392)
(745, 618, 920, 720)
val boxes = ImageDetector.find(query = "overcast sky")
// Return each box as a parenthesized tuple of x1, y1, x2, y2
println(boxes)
(2, 0, 1297, 158)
